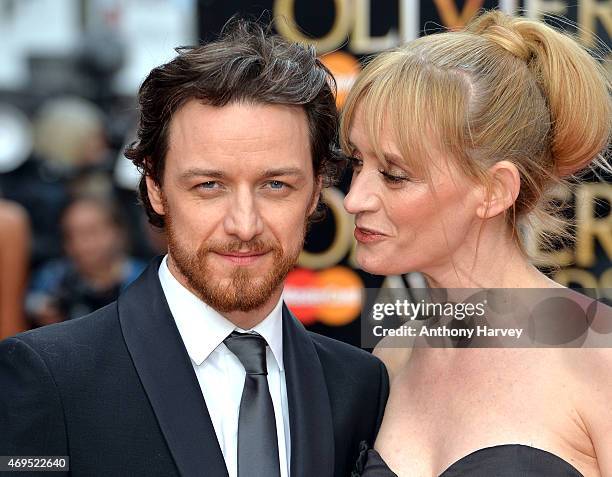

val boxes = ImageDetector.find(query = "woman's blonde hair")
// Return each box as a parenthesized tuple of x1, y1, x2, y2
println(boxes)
(340, 10, 611, 262)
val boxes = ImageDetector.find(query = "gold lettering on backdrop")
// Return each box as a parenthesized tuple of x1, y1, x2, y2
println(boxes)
(499, 0, 518, 14)
(578, 0, 612, 47)
(273, 0, 608, 56)
(575, 183, 612, 267)
(399, 0, 420, 43)
(553, 268, 599, 288)
(299, 187, 355, 269)
(433, 0, 485, 30)
(351, 0, 399, 53)
(525, 0, 568, 19)
(273, 0, 351, 53)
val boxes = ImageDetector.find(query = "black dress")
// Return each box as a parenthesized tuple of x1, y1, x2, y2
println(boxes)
(353, 441, 584, 476)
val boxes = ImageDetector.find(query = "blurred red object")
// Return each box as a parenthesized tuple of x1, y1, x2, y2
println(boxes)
(0, 199, 30, 338)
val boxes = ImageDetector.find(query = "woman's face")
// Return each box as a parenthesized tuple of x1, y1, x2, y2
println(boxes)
(343, 108, 483, 276)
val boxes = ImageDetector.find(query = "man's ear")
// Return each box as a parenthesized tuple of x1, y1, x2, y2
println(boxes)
(476, 161, 521, 219)
(308, 175, 324, 216)
(145, 175, 165, 217)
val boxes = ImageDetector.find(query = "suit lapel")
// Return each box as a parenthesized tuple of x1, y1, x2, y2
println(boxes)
(282, 304, 335, 477)
(118, 257, 228, 477)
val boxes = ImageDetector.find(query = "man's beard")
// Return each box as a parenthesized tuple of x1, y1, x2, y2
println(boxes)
(165, 212, 305, 314)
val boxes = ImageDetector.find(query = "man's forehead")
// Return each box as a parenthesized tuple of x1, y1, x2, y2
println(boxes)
(169, 100, 309, 138)
(165, 101, 312, 175)
(177, 164, 309, 180)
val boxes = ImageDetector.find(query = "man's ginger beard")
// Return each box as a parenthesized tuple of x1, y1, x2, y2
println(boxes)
(163, 198, 307, 313)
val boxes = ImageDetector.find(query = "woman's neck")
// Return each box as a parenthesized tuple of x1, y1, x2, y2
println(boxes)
(420, 218, 561, 290)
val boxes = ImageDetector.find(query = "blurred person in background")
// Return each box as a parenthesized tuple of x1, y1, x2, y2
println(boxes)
(26, 195, 145, 325)
(0, 200, 30, 339)
(32, 96, 114, 198)
(0, 97, 115, 266)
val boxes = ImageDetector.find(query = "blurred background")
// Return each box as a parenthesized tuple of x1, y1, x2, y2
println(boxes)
(0, 0, 610, 345)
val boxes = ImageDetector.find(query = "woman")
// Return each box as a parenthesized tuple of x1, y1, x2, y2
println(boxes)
(341, 10, 611, 477)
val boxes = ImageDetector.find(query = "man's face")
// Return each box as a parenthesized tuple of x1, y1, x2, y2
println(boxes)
(147, 100, 320, 313)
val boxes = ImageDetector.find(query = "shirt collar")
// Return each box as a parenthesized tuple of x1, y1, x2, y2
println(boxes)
(158, 255, 284, 370)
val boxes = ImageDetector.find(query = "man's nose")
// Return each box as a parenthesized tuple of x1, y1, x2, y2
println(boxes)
(343, 170, 381, 215)
(223, 188, 264, 242)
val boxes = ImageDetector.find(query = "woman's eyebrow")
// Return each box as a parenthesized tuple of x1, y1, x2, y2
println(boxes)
(382, 153, 404, 167)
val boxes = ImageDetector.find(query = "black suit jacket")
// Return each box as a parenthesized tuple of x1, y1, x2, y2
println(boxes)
(0, 258, 389, 477)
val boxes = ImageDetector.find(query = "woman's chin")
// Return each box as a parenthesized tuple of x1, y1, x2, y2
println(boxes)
(357, 252, 419, 277)
(357, 255, 396, 276)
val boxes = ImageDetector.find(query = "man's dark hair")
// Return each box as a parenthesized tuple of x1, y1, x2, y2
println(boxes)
(125, 19, 342, 228)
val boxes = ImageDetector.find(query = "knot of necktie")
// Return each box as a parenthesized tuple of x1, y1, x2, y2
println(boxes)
(224, 331, 268, 375)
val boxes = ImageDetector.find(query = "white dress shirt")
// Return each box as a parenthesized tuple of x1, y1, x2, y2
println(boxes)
(158, 256, 291, 477)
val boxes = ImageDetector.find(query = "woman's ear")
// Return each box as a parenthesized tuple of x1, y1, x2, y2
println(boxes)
(145, 175, 166, 217)
(476, 161, 521, 219)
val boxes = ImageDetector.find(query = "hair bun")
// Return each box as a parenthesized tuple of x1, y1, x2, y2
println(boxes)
(481, 25, 532, 61)
(468, 10, 611, 178)
(468, 12, 532, 61)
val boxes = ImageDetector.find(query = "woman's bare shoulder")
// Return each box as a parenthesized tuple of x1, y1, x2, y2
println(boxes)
(561, 343, 612, 471)
(373, 337, 414, 382)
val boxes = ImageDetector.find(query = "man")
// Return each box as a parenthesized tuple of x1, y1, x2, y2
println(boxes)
(0, 20, 389, 477)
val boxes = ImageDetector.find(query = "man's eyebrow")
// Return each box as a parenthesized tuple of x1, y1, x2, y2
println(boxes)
(179, 167, 306, 180)
(179, 168, 225, 180)
(260, 167, 305, 178)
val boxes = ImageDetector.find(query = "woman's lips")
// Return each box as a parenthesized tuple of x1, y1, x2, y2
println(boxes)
(354, 226, 387, 243)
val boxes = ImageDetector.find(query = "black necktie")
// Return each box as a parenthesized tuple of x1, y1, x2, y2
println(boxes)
(223, 331, 281, 477)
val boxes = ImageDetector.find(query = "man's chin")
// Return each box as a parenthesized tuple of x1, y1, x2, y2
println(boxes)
(198, 283, 282, 314)
(210, 275, 270, 292)
(170, 242, 301, 314)
(186, 265, 284, 313)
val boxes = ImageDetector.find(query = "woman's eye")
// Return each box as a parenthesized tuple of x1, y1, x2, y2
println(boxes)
(379, 169, 410, 184)
(348, 156, 363, 172)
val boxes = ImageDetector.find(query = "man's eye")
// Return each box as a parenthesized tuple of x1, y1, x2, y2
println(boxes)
(267, 180, 287, 190)
(198, 181, 219, 189)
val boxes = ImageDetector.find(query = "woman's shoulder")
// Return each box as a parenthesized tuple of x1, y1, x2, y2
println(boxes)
(373, 337, 414, 382)
(559, 342, 612, 470)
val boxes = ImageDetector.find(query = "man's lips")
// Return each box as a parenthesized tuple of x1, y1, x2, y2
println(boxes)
(213, 250, 270, 265)
(354, 226, 387, 243)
